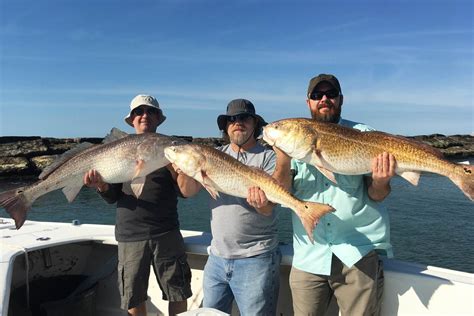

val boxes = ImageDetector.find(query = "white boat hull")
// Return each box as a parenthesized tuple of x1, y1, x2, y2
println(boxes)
(1, 218, 473, 315)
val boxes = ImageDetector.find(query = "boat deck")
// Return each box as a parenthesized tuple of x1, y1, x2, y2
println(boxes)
(1, 218, 473, 315)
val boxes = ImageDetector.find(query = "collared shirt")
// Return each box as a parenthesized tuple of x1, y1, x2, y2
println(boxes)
(290, 118, 393, 275)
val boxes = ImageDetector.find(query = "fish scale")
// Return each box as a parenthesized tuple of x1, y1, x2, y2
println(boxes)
(164, 144, 335, 243)
(263, 118, 473, 201)
(0, 130, 183, 229)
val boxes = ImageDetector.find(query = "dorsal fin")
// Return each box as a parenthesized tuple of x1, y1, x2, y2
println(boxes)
(39, 142, 95, 179)
(103, 127, 129, 144)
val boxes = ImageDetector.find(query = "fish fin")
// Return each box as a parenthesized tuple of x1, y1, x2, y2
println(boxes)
(39, 142, 95, 179)
(201, 170, 220, 199)
(0, 186, 32, 229)
(450, 164, 474, 201)
(62, 184, 83, 202)
(103, 127, 129, 144)
(131, 177, 146, 197)
(316, 166, 337, 184)
(398, 171, 421, 186)
(295, 201, 335, 244)
(133, 159, 146, 179)
(309, 149, 338, 184)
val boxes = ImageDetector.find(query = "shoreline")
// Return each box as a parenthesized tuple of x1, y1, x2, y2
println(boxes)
(0, 134, 472, 177)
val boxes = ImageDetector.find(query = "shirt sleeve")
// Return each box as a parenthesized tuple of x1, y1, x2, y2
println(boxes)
(262, 149, 277, 174)
(98, 183, 123, 204)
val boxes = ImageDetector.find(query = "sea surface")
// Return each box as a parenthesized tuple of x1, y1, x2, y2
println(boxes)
(1, 174, 473, 273)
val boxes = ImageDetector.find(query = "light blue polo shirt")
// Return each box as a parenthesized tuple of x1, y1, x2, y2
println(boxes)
(290, 118, 393, 275)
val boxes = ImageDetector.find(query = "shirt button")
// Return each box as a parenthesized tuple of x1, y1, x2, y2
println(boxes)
(329, 242, 333, 246)
(325, 183, 329, 187)
(327, 223, 331, 226)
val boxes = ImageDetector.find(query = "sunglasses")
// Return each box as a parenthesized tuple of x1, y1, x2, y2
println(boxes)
(132, 107, 159, 116)
(309, 89, 340, 100)
(228, 113, 254, 123)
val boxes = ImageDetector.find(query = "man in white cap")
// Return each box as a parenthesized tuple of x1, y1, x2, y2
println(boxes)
(83, 94, 200, 316)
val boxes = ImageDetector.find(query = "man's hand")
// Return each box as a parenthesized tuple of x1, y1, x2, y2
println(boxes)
(247, 186, 274, 216)
(367, 152, 396, 201)
(83, 169, 109, 192)
(371, 152, 396, 186)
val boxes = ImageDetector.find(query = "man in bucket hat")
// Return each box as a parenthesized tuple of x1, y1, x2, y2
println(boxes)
(202, 98, 281, 315)
(83, 94, 199, 316)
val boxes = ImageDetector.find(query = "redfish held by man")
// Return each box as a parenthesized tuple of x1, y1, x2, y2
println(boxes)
(0, 128, 186, 229)
(164, 144, 334, 242)
(262, 118, 474, 201)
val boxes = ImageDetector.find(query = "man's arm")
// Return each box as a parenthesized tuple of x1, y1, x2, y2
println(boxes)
(366, 152, 396, 202)
(167, 164, 202, 198)
(271, 147, 293, 190)
(83, 169, 122, 203)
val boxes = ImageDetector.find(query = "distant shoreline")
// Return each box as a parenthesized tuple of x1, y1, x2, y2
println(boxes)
(0, 134, 472, 178)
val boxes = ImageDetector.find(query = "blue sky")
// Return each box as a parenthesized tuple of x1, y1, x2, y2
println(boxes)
(1, 0, 472, 138)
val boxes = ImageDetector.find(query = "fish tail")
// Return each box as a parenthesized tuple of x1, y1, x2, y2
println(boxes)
(296, 201, 335, 244)
(0, 187, 32, 229)
(451, 164, 474, 201)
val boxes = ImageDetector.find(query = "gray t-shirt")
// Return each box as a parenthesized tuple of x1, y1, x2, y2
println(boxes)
(209, 143, 278, 259)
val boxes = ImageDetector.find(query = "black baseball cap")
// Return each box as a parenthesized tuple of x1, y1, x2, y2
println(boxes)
(307, 74, 342, 97)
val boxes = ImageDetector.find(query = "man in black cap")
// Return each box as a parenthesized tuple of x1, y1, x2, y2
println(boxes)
(273, 74, 396, 316)
(202, 99, 281, 315)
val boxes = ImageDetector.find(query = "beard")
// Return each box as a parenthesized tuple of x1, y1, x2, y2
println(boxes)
(229, 130, 253, 146)
(311, 101, 342, 123)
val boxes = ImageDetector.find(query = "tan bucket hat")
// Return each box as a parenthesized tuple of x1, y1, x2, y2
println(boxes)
(124, 94, 166, 127)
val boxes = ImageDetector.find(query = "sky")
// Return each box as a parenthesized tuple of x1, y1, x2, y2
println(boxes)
(0, 0, 472, 138)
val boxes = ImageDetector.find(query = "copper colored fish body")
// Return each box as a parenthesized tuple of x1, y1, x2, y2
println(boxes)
(0, 129, 184, 228)
(164, 144, 334, 242)
(263, 118, 473, 201)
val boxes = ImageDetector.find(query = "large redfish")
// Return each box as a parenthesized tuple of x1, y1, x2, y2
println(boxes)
(0, 129, 185, 229)
(263, 118, 473, 201)
(164, 144, 334, 242)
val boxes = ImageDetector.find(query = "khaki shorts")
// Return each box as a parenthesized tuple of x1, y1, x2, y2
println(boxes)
(117, 230, 192, 310)
(290, 251, 384, 316)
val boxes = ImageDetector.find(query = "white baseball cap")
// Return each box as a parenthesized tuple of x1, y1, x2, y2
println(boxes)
(124, 94, 167, 127)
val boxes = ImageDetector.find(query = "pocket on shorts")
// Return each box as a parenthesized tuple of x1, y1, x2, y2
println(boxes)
(118, 263, 125, 297)
(163, 254, 192, 289)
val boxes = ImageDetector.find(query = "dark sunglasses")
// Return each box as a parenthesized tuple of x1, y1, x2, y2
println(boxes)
(309, 89, 340, 100)
(228, 113, 254, 123)
(132, 107, 159, 116)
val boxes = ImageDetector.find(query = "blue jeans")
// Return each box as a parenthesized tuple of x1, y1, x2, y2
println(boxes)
(203, 248, 281, 316)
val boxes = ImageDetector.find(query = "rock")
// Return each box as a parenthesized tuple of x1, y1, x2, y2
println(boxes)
(0, 139, 49, 157)
(31, 155, 59, 173)
(0, 157, 31, 175)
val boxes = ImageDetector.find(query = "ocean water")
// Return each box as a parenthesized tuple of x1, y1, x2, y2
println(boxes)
(1, 174, 473, 273)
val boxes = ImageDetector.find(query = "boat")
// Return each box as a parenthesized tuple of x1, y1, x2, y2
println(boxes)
(1, 217, 473, 316)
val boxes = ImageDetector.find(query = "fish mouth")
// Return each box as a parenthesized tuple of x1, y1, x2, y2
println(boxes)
(262, 129, 275, 146)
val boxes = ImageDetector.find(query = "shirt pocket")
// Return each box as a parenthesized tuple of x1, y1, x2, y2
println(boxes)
(335, 174, 364, 196)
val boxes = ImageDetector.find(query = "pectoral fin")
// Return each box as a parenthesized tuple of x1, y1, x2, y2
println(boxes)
(62, 184, 83, 202)
(201, 170, 220, 199)
(310, 149, 338, 184)
(133, 159, 146, 179)
(398, 171, 420, 186)
(316, 166, 337, 184)
(131, 177, 146, 197)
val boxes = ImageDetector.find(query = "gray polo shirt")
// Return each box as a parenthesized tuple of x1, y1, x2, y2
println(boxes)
(209, 143, 278, 259)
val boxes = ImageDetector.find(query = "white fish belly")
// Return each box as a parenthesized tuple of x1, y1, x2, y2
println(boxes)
(93, 158, 137, 183)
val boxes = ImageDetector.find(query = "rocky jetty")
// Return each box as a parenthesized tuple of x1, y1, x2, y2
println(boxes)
(0, 134, 472, 178)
